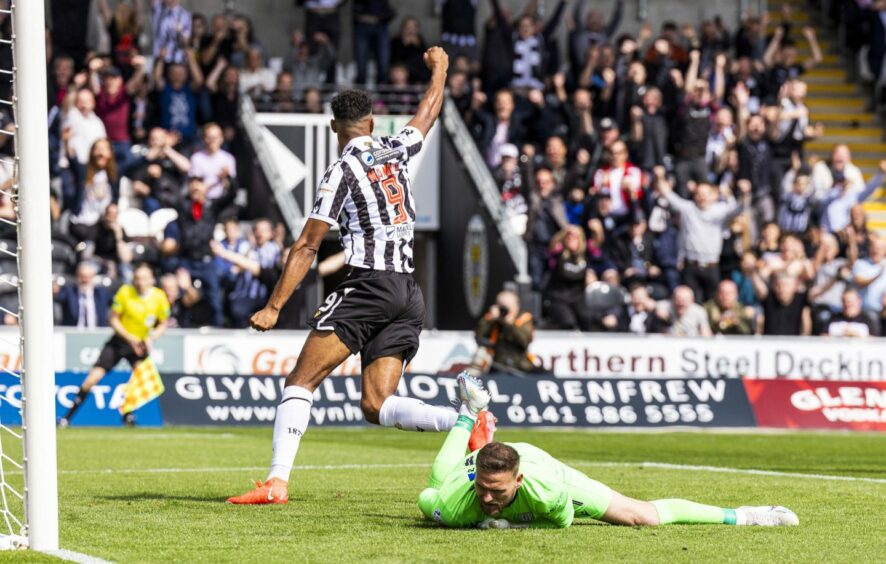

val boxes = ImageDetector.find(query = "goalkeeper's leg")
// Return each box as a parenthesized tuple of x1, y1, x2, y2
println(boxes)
(563, 465, 797, 526)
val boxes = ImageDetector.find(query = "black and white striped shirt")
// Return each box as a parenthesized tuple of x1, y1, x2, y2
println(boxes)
(309, 126, 424, 273)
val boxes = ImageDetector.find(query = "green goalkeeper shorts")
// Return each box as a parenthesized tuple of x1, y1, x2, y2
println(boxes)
(561, 464, 613, 520)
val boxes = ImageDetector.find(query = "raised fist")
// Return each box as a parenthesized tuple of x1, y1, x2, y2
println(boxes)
(423, 46, 449, 73)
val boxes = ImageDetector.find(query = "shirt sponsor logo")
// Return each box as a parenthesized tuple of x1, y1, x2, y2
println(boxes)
(382, 224, 413, 241)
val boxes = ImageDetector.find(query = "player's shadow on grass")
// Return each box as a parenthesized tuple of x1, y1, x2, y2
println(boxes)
(100, 492, 223, 503)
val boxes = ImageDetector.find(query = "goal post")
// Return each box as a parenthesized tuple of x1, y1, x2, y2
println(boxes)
(13, 0, 59, 552)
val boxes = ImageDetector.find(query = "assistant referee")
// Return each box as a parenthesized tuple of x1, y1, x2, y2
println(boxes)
(60, 262, 170, 426)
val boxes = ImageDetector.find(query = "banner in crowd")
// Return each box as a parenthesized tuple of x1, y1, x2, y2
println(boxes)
(744, 379, 886, 431)
(0, 371, 163, 427)
(182, 331, 886, 381)
(159, 373, 756, 428)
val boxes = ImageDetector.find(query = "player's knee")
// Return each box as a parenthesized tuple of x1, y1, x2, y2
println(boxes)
(361, 397, 383, 425)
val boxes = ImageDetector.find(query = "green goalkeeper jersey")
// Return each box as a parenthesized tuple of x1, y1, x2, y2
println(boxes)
(418, 442, 575, 528)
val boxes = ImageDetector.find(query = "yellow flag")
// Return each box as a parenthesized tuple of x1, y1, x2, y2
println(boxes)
(120, 357, 164, 415)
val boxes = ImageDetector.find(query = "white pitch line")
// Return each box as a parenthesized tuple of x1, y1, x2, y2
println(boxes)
(41, 548, 114, 564)
(43, 461, 886, 484)
(54, 463, 431, 476)
(60, 432, 237, 441)
(569, 461, 886, 485)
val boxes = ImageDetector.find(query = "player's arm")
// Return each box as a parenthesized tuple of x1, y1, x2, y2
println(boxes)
(250, 219, 330, 331)
(406, 47, 449, 138)
(109, 310, 144, 355)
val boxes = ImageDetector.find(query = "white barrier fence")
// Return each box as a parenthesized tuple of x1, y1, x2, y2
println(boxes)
(10, 328, 885, 381)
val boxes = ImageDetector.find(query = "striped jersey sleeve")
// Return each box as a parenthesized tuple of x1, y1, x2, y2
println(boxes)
(378, 126, 424, 164)
(308, 162, 350, 226)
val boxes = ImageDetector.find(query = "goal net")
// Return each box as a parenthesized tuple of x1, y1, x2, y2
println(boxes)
(0, 0, 59, 552)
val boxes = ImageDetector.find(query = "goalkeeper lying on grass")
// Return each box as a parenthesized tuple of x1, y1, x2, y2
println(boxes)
(421, 375, 799, 529)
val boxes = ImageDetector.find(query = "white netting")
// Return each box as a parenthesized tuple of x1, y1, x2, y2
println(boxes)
(0, 0, 30, 550)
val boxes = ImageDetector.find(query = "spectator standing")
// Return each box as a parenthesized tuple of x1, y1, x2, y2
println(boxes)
(808, 232, 855, 334)
(171, 176, 237, 327)
(524, 158, 569, 290)
(852, 235, 886, 335)
(353, 0, 396, 84)
(297, 0, 344, 84)
(673, 50, 723, 194)
(152, 0, 193, 64)
(390, 17, 430, 85)
(206, 63, 241, 145)
(152, 49, 204, 146)
(90, 56, 147, 171)
(545, 226, 594, 331)
(568, 0, 623, 81)
(98, 0, 144, 77)
(62, 82, 108, 170)
(210, 219, 281, 327)
(286, 32, 336, 99)
(510, 1, 567, 90)
(821, 161, 886, 233)
(189, 123, 237, 201)
(200, 14, 234, 76)
(439, 0, 480, 69)
(753, 272, 811, 336)
(49, 0, 92, 68)
(591, 140, 642, 218)
(811, 144, 865, 199)
(655, 172, 750, 302)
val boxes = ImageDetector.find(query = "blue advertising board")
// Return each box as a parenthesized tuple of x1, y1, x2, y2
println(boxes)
(0, 371, 163, 427)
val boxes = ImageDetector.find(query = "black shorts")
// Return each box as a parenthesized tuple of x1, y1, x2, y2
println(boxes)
(308, 268, 425, 369)
(94, 335, 146, 371)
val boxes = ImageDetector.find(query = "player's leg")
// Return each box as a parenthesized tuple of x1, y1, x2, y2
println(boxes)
(561, 463, 732, 526)
(268, 330, 351, 480)
(227, 330, 351, 505)
(362, 353, 458, 431)
(360, 275, 462, 432)
(59, 337, 123, 425)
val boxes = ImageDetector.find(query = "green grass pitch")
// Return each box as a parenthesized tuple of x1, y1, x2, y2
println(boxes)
(2, 427, 885, 562)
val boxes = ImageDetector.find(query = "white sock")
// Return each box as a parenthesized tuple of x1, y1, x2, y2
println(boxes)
(267, 385, 314, 482)
(378, 396, 458, 432)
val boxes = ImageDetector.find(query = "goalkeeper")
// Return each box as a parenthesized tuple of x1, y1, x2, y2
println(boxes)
(422, 377, 799, 529)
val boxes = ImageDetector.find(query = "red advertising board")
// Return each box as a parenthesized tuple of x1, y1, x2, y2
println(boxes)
(743, 380, 886, 431)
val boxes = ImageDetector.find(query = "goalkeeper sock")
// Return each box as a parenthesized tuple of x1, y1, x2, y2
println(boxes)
(267, 385, 314, 482)
(62, 388, 90, 421)
(378, 396, 458, 432)
(427, 414, 475, 488)
(651, 499, 737, 525)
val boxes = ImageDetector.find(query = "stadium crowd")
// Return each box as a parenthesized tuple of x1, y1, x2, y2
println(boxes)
(8, 0, 886, 337)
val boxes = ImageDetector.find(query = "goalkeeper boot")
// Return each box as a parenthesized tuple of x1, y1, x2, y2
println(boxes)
(735, 506, 799, 526)
(457, 372, 490, 415)
(468, 411, 497, 452)
(227, 478, 289, 505)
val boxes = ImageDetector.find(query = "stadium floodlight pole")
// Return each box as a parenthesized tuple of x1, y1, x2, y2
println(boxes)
(13, 0, 60, 551)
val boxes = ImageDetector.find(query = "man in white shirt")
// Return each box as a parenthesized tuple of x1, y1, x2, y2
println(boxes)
(656, 285, 712, 337)
(62, 86, 107, 167)
(189, 122, 237, 200)
(811, 144, 865, 199)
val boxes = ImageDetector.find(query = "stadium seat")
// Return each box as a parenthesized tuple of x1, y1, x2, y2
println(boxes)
(119, 208, 151, 239)
(51, 240, 77, 275)
(149, 208, 178, 241)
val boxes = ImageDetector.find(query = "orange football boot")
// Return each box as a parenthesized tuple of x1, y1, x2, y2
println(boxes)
(227, 478, 289, 505)
(468, 411, 497, 452)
